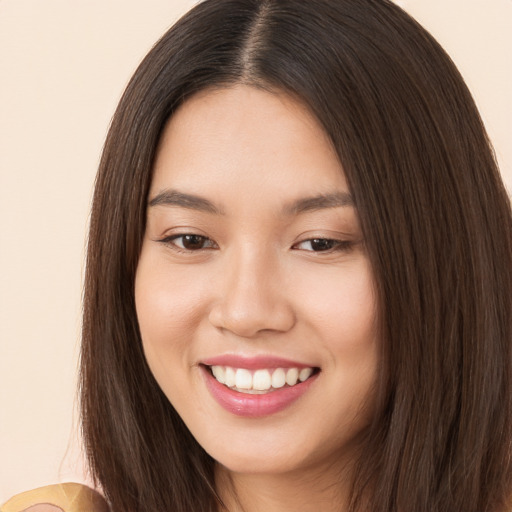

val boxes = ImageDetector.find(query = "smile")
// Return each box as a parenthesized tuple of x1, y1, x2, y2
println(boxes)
(209, 365, 314, 393)
(201, 358, 320, 417)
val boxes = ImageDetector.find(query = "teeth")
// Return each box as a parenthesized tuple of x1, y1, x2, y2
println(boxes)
(286, 368, 299, 386)
(235, 368, 252, 389)
(253, 369, 272, 391)
(211, 365, 226, 384)
(209, 365, 315, 392)
(299, 367, 313, 382)
(225, 367, 236, 387)
(271, 368, 286, 388)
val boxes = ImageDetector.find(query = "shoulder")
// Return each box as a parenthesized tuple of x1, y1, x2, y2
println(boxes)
(1, 483, 109, 512)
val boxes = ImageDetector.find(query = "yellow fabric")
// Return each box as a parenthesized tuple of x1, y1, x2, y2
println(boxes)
(1, 483, 109, 512)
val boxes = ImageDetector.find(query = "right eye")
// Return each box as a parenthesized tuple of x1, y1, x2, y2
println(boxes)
(161, 234, 217, 251)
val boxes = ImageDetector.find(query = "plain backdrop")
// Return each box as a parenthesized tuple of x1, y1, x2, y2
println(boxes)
(1, 0, 511, 502)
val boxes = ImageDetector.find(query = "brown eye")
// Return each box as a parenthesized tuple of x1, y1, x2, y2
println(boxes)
(293, 238, 353, 253)
(296, 238, 338, 251)
(163, 234, 216, 251)
(309, 239, 337, 251)
(180, 235, 208, 250)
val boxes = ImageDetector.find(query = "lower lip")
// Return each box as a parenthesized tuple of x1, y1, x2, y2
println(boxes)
(201, 366, 318, 418)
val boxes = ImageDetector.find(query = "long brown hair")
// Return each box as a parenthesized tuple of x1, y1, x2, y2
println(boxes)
(80, 1, 512, 511)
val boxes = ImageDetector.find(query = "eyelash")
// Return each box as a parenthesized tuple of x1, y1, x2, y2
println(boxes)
(158, 234, 354, 254)
(293, 238, 354, 252)
(159, 234, 218, 251)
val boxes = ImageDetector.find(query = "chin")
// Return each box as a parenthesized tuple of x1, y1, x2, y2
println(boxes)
(214, 449, 311, 476)
(195, 419, 364, 479)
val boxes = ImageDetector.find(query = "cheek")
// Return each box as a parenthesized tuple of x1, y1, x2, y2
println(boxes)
(293, 260, 377, 347)
(292, 259, 379, 414)
(134, 251, 209, 382)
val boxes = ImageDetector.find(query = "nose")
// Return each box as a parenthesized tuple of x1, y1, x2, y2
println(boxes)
(208, 247, 296, 338)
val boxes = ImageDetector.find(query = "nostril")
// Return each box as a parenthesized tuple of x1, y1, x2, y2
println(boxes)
(208, 298, 296, 337)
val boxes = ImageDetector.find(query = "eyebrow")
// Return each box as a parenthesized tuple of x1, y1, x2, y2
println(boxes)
(284, 192, 354, 215)
(148, 189, 224, 215)
(148, 189, 354, 215)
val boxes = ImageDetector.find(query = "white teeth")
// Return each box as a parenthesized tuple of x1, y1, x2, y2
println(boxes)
(253, 369, 272, 391)
(299, 367, 313, 382)
(211, 365, 226, 384)
(271, 368, 286, 388)
(286, 367, 299, 386)
(209, 365, 315, 392)
(225, 367, 236, 387)
(235, 368, 252, 389)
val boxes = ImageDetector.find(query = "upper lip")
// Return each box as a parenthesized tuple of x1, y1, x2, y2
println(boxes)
(201, 354, 317, 370)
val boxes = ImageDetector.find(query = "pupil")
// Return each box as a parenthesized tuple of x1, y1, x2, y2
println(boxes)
(183, 235, 204, 249)
(311, 239, 334, 251)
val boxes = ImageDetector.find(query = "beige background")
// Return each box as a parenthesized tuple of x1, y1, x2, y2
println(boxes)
(0, 0, 510, 502)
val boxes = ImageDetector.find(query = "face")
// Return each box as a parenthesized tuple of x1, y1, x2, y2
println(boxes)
(135, 85, 379, 478)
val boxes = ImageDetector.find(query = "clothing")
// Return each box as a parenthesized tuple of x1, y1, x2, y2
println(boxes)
(1, 483, 109, 512)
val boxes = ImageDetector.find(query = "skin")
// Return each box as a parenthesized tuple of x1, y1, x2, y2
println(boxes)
(135, 85, 379, 512)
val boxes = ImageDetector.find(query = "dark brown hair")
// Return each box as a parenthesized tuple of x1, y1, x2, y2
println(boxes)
(80, 1, 512, 511)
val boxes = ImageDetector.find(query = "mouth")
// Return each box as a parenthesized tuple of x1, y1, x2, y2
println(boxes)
(200, 355, 321, 417)
(204, 365, 319, 394)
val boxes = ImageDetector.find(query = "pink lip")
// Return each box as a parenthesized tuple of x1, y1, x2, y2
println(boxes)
(201, 354, 313, 370)
(201, 365, 318, 418)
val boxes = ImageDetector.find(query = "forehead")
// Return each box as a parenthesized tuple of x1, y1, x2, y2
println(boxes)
(150, 84, 348, 204)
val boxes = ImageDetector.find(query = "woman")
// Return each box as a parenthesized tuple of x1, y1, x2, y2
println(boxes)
(4, 0, 510, 511)
(82, 0, 512, 511)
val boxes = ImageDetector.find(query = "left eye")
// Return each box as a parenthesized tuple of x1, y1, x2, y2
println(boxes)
(164, 234, 216, 251)
(294, 238, 349, 252)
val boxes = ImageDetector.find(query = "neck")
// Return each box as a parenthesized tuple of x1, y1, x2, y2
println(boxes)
(215, 460, 352, 512)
